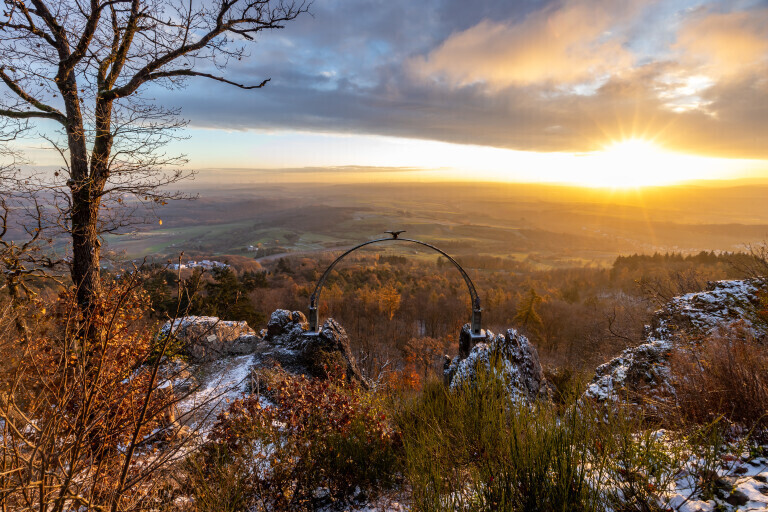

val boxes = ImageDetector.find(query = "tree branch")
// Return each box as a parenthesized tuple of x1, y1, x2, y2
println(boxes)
(103, 0, 307, 100)
(1, 1, 58, 46)
(61, 0, 105, 73)
(146, 69, 270, 89)
(0, 108, 66, 122)
(28, 0, 69, 55)
(607, 307, 636, 344)
(102, 0, 142, 90)
(0, 68, 67, 124)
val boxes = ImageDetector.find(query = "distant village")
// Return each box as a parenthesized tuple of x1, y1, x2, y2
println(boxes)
(169, 260, 229, 271)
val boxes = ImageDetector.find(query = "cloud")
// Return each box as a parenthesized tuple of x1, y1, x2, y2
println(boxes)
(152, 0, 768, 161)
(674, 8, 768, 80)
(408, 0, 641, 89)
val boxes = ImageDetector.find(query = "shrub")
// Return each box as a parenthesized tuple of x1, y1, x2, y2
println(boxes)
(397, 370, 730, 511)
(398, 373, 609, 512)
(186, 369, 401, 511)
(0, 277, 195, 511)
(544, 365, 591, 408)
(597, 408, 681, 512)
(182, 445, 251, 512)
(669, 325, 768, 434)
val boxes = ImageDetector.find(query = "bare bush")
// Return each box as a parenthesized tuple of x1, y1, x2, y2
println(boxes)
(182, 368, 400, 511)
(669, 324, 768, 434)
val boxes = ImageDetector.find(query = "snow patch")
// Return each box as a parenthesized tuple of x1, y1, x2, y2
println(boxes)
(177, 354, 256, 432)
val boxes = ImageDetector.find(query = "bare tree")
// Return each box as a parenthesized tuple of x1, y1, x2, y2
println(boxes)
(0, 191, 63, 341)
(0, 0, 308, 320)
(637, 268, 706, 307)
(736, 241, 768, 283)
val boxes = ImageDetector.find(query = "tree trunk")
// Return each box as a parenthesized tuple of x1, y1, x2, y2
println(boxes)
(7, 277, 30, 343)
(70, 190, 101, 315)
(61, 73, 102, 315)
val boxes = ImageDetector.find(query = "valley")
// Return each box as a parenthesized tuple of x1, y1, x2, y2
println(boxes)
(103, 178, 768, 270)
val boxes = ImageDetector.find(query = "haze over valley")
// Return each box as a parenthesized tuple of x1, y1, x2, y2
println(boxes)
(104, 177, 768, 270)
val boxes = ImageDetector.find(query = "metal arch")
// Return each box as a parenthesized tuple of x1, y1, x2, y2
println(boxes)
(307, 233, 483, 336)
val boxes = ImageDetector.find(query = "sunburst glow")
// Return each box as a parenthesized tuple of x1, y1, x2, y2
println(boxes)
(571, 138, 730, 188)
(590, 139, 678, 188)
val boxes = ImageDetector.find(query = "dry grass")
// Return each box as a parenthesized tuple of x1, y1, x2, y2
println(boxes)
(669, 325, 768, 434)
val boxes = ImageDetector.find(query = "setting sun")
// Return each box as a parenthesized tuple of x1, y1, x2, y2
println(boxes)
(590, 139, 676, 188)
(562, 138, 742, 189)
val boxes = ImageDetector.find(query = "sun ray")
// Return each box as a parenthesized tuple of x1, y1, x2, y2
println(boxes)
(576, 138, 698, 188)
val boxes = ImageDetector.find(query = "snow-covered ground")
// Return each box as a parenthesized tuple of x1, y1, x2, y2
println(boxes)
(176, 354, 257, 431)
(664, 449, 768, 512)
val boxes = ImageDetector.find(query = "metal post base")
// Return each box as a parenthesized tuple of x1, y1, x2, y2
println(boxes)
(471, 308, 483, 336)
(470, 330, 487, 341)
(308, 306, 319, 333)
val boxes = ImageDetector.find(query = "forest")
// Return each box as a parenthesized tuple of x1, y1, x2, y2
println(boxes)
(2, 245, 767, 511)
(142, 249, 755, 387)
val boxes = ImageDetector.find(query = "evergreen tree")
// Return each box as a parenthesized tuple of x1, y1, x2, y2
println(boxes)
(204, 267, 263, 326)
(514, 287, 544, 333)
(276, 258, 294, 274)
(242, 270, 269, 290)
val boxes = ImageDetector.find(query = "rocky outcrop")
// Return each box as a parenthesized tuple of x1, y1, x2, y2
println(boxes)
(583, 279, 766, 405)
(161, 316, 259, 363)
(165, 311, 374, 437)
(264, 309, 308, 347)
(583, 337, 673, 405)
(258, 309, 369, 388)
(445, 324, 551, 403)
(653, 279, 762, 339)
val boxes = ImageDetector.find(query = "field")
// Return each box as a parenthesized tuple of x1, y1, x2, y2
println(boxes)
(102, 177, 768, 269)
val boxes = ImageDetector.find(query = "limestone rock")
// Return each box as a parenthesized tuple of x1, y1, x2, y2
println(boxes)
(582, 279, 766, 406)
(161, 316, 259, 363)
(259, 309, 369, 388)
(265, 309, 308, 347)
(445, 324, 551, 403)
(652, 279, 763, 340)
(583, 338, 673, 405)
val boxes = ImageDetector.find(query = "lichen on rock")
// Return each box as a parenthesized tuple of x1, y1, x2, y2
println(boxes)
(445, 324, 551, 403)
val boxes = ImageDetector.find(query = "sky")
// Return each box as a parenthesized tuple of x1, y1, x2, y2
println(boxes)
(34, 0, 768, 187)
